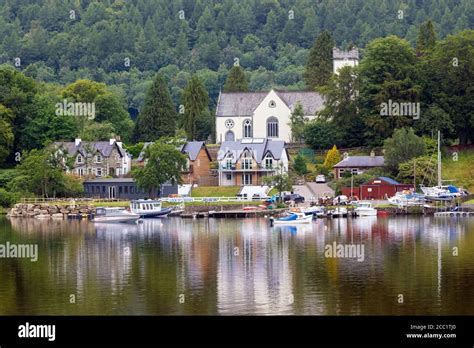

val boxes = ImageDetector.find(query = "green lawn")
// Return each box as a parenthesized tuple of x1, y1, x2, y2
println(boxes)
(442, 150, 474, 192)
(191, 186, 241, 197)
(464, 199, 474, 204)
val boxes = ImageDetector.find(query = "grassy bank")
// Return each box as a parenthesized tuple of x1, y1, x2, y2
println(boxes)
(191, 186, 241, 197)
(442, 150, 474, 192)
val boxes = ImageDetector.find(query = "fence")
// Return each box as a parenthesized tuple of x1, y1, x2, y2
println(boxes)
(20, 197, 128, 204)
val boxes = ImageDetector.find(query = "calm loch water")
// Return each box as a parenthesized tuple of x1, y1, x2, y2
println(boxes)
(0, 216, 473, 315)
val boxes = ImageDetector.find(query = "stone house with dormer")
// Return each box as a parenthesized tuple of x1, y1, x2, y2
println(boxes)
(53, 138, 131, 177)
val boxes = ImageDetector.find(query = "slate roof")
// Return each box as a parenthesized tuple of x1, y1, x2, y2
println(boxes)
(137, 141, 209, 162)
(180, 141, 210, 161)
(333, 156, 385, 168)
(54, 140, 126, 158)
(333, 47, 359, 60)
(217, 139, 287, 164)
(215, 90, 324, 117)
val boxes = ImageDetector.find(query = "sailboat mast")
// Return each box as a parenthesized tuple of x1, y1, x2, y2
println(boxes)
(437, 130, 442, 187)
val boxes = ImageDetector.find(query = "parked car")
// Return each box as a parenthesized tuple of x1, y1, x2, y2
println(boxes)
(284, 193, 305, 204)
(316, 175, 326, 183)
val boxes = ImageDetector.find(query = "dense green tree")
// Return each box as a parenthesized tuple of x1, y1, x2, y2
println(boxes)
(223, 65, 248, 92)
(304, 120, 342, 150)
(358, 36, 421, 145)
(384, 128, 426, 172)
(134, 74, 177, 141)
(293, 154, 308, 175)
(133, 140, 187, 198)
(416, 20, 437, 55)
(288, 102, 307, 143)
(181, 75, 210, 140)
(419, 30, 474, 144)
(317, 66, 365, 147)
(7, 147, 81, 198)
(304, 31, 335, 89)
(0, 105, 14, 163)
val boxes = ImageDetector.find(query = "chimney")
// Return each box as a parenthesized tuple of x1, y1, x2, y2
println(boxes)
(75, 138, 81, 147)
(370, 150, 375, 158)
(115, 136, 122, 148)
(109, 138, 115, 145)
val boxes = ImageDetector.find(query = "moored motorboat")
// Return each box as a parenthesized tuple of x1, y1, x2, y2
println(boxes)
(130, 200, 172, 218)
(354, 201, 377, 216)
(271, 211, 312, 225)
(303, 206, 326, 218)
(330, 206, 348, 217)
(94, 207, 140, 223)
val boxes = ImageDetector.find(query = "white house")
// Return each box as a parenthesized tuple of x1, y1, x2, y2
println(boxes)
(215, 89, 324, 143)
(217, 138, 289, 186)
(333, 47, 359, 74)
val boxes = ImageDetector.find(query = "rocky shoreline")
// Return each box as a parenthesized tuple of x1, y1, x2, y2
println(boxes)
(7, 203, 96, 219)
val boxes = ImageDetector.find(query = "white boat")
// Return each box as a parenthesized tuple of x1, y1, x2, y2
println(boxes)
(354, 201, 377, 216)
(303, 206, 326, 218)
(388, 191, 427, 206)
(272, 211, 313, 225)
(94, 207, 140, 223)
(130, 199, 172, 218)
(330, 207, 348, 217)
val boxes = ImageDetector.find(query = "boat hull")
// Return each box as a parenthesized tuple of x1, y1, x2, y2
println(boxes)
(136, 208, 173, 218)
(355, 209, 377, 216)
(93, 215, 140, 223)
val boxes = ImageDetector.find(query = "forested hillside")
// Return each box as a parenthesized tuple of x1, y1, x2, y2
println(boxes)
(0, 0, 472, 113)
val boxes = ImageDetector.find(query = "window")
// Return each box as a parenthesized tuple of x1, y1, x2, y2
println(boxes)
(115, 154, 121, 163)
(131, 186, 134, 194)
(102, 186, 106, 193)
(226, 174, 232, 181)
(95, 186, 100, 193)
(267, 117, 279, 138)
(77, 168, 84, 176)
(268, 100, 276, 108)
(242, 174, 252, 185)
(242, 151, 252, 170)
(119, 186, 123, 194)
(265, 155, 273, 169)
(225, 119, 234, 129)
(124, 186, 128, 193)
(96, 168, 102, 176)
(96, 154, 102, 163)
(225, 130, 235, 142)
(243, 119, 252, 138)
(77, 155, 83, 164)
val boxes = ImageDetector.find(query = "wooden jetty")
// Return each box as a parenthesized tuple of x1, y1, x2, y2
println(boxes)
(180, 208, 288, 219)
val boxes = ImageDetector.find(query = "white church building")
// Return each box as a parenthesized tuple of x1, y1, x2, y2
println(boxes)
(215, 89, 324, 143)
(215, 47, 359, 143)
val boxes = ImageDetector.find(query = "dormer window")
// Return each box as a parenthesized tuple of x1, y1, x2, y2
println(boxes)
(265, 154, 273, 169)
(242, 150, 252, 170)
(95, 154, 102, 163)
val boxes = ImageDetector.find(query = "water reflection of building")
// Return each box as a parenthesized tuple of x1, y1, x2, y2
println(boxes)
(217, 218, 294, 315)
